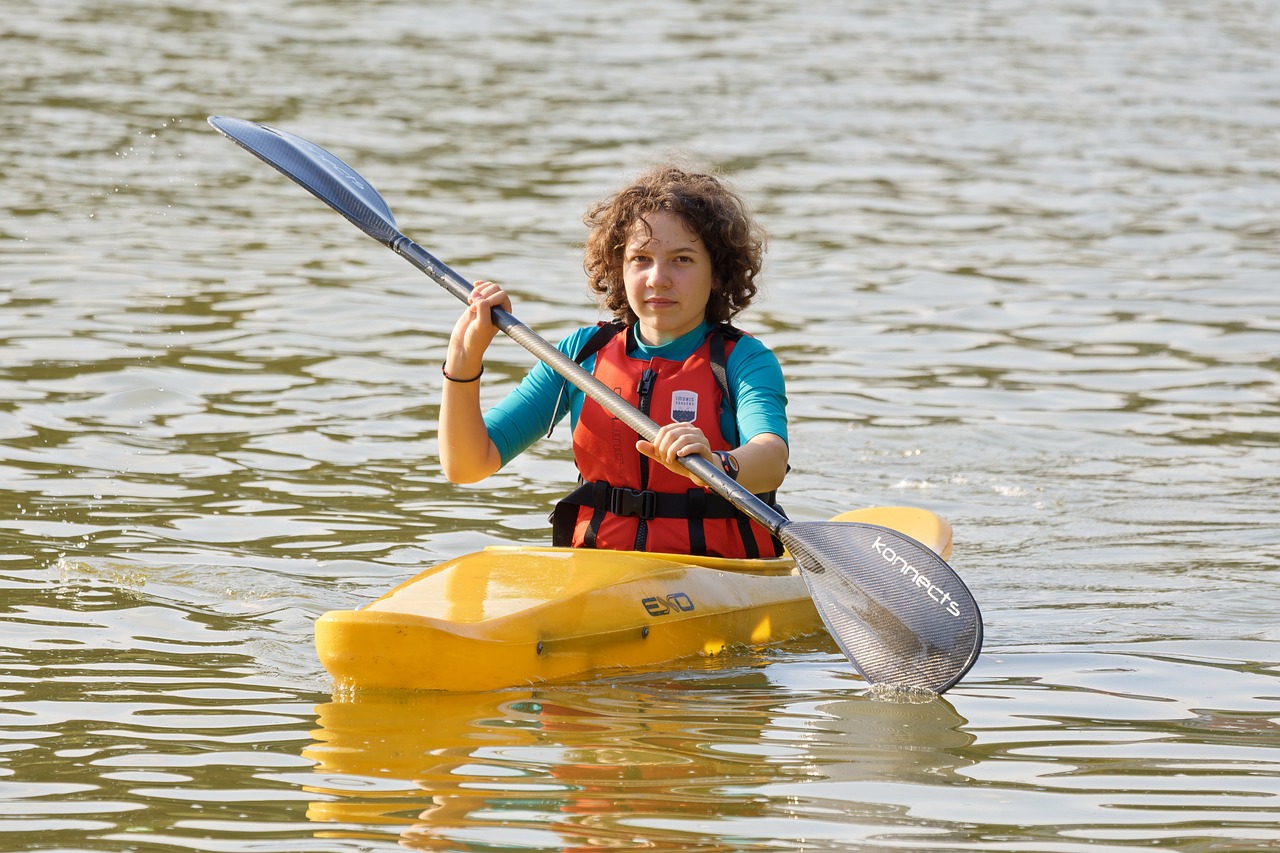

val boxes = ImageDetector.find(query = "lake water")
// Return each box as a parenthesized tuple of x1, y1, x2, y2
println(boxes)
(2, 0, 1279, 850)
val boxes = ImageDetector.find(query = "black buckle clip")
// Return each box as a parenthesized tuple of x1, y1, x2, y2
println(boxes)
(609, 487, 657, 520)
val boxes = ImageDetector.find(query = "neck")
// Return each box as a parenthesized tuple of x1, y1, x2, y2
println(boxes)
(635, 319, 707, 348)
(631, 320, 710, 352)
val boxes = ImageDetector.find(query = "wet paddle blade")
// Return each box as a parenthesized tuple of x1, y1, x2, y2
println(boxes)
(781, 521, 982, 692)
(208, 116, 402, 247)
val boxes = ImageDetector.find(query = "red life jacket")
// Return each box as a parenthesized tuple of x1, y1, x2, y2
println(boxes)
(550, 322, 784, 558)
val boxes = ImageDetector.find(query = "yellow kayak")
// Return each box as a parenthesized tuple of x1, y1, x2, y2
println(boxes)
(315, 506, 952, 693)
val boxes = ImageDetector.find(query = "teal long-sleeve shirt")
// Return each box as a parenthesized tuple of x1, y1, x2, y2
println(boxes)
(483, 320, 789, 468)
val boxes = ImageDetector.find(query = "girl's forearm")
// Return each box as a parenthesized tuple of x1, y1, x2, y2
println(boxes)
(731, 433, 788, 494)
(439, 380, 501, 483)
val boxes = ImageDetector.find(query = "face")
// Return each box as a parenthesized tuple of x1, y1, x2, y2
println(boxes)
(622, 211, 715, 346)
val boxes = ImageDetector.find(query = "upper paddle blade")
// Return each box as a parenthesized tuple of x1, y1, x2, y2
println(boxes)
(782, 521, 982, 692)
(207, 116, 402, 247)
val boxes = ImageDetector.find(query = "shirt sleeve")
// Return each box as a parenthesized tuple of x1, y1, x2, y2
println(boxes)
(724, 334, 789, 447)
(482, 326, 598, 467)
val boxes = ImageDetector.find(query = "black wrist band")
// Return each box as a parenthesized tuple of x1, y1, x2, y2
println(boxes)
(442, 363, 484, 383)
(714, 450, 739, 480)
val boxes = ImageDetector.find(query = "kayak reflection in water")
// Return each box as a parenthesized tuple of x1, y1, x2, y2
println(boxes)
(438, 164, 790, 559)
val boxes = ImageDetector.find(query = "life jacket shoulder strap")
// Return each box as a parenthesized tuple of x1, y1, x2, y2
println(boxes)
(709, 323, 742, 443)
(574, 320, 627, 363)
(544, 320, 628, 439)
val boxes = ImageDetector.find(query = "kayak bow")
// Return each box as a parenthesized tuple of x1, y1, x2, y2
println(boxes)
(316, 506, 953, 692)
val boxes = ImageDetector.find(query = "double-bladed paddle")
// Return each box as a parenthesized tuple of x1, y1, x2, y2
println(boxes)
(208, 116, 983, 693)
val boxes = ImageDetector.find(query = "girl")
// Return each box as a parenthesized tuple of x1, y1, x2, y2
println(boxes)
(439, 165, 788, 558)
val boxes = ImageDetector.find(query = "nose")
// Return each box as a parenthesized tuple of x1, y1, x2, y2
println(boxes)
(647, 259, 672, 289)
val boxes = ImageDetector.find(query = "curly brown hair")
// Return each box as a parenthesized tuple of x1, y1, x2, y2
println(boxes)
(582, 165, 766, 325)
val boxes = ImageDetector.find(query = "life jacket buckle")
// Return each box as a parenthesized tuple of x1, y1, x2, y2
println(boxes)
(609, 487, 657, 520)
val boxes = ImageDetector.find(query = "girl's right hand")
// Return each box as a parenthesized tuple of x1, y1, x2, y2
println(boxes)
(446, 280, 512, 376)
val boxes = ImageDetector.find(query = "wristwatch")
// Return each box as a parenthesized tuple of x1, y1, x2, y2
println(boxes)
(713, 450, 739, 481)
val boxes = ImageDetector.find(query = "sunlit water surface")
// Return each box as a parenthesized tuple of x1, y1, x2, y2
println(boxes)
(2, 0, 1278, 850)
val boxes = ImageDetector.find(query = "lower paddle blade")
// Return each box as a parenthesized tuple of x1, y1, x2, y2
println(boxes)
(781, 521, 982, 693)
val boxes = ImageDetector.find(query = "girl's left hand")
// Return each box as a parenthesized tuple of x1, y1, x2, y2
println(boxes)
(637, 422, 715, 484)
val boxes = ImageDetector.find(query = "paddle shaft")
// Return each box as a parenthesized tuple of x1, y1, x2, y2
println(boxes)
(392, 236, 786, 534)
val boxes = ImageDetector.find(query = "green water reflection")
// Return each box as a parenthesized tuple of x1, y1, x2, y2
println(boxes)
(305, 679, 973, 850)
(302, 644, 1280, 851)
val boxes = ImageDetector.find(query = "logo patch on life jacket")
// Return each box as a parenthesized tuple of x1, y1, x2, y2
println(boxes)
(670, 390, 698, 422)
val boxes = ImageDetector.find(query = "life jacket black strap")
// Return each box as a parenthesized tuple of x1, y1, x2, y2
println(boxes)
(578, 320, 627, 363)
(545, 320, 628, 438)
(550, 478, 785, 549)
(560, 480, 753, 520)
(709, 323, 742, 441)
